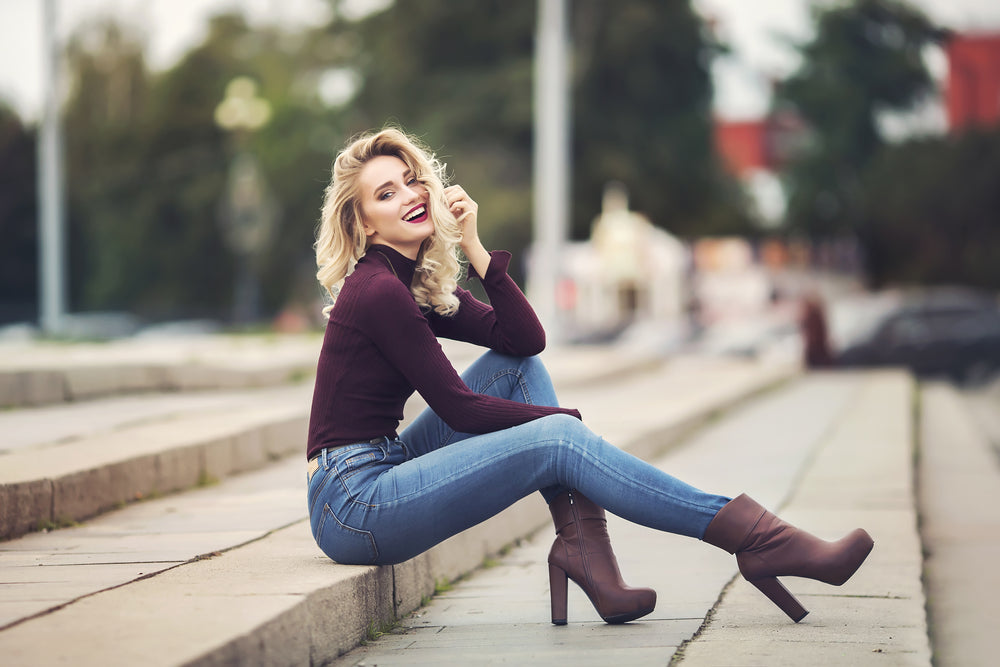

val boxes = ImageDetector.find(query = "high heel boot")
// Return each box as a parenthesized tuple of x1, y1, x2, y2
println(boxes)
(702, 493, 874, 622)
(547, 490, 656, 625)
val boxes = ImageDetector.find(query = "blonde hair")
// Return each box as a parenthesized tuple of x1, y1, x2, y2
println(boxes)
(315, 128, 462, 318)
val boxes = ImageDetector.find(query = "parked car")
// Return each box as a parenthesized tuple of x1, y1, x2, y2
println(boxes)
(835, 288, 1000, 385)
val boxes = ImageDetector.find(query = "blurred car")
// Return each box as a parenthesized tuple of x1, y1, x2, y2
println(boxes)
(835, 288, 1000, 385)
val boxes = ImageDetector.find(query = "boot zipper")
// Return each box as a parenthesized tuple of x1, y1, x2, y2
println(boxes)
(568, 491, 593, 588)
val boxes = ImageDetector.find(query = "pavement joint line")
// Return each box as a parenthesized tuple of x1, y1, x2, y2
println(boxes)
(0, 514, 310, 634)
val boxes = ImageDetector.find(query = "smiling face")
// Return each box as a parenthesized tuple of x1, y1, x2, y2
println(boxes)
(358, 155, 433, 260)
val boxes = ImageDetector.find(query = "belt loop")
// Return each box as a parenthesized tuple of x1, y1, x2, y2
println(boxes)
(320, 447, 329, 469)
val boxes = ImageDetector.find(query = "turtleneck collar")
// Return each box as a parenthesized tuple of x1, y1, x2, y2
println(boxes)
(364, 244, 417, 286)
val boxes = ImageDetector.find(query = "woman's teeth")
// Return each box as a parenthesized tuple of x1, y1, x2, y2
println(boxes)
(403, 206, 426, 222)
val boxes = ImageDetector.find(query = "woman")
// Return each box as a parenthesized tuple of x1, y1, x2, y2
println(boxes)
(306, 127, 873, 625)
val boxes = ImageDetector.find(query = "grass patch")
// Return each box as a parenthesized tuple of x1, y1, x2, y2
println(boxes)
(196, 470, 220, 488)
(35, 516, 79, 533)
(361, 618, 400, 645)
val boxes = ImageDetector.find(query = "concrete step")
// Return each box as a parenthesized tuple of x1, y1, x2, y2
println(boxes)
(0, 382, 313, 540)
(0, 334, 323, 408)
(0, 353, 797, 666)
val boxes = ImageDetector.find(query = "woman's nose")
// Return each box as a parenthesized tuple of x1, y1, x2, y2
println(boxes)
(402, 184, 423, 202)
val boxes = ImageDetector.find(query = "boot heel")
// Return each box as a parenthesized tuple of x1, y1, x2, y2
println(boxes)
(549, 563, 568, 625)
(748, 576, 808, 623)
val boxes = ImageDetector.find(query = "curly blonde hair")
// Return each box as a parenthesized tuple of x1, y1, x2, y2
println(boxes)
(315, 128, 463, 318)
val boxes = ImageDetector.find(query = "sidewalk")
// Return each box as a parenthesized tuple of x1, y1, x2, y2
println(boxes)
(333, 371, 929, 666)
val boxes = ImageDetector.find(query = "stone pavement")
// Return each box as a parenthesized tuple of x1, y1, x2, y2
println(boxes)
(334, 370, 929, 666)
(2, 332, 992, 665)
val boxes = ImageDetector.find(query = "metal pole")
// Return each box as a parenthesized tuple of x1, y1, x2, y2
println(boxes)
(531, 0, 570, 344)
(38, 0, 67, 335)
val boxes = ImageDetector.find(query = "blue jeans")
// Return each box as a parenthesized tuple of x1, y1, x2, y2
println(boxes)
(307, 351, 730, 565)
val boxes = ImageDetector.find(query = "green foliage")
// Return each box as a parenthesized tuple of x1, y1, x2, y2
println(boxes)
(861, 128, 1000, 288)
(776, 0, 943, 238)
(59, 14, 340, 322)
(344, 0, 750, 259)
(571, 0, 751, 237)
(12, 1, 755, 324)
(0, 104, 37, 322)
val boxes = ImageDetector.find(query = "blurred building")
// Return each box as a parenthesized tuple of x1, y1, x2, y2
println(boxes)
(691, 237, 772, 325)
(558, 183, 688, 340)
(713, 108, 806, 228)
(945, 32, 1000, 131)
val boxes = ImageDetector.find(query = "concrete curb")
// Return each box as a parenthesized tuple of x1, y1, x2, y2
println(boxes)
(918, 382, 1000, 666)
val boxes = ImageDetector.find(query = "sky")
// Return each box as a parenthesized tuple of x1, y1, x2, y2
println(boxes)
(1, 0, 1000, 123)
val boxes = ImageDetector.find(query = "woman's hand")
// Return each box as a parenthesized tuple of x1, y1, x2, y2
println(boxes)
(445, 184, 490, 276)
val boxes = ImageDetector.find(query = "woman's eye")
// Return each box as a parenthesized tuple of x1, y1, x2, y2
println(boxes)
(379, 191, 393, 200)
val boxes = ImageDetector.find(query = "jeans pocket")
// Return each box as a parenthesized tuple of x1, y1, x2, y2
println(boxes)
(336, 445, 388, 481)
(316, 503, 379, 565)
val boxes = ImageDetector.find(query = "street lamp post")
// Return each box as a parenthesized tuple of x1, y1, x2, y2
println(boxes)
(37, 0, 67, 335)
(531, 0, 571, 344)
(214, 77, 274, 325)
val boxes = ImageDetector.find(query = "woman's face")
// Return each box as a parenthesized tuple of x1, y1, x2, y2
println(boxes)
(358, 155, 433, 259)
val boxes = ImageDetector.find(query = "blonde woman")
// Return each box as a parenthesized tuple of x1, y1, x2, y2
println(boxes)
(306, 127, 873, 625)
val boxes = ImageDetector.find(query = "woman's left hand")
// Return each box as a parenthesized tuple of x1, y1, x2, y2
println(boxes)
(444, 184, 490, 275)
(445, 185, 479, 242)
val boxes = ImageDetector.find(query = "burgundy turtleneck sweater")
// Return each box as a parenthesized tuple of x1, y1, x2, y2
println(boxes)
(306, 244, 582, 459)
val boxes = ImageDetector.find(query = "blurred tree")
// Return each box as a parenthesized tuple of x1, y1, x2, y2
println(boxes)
(775, 0, 943, 255)
(62, 14, 340, 322)
(571, 0, 750, 238)
(64, 18, 159, 315)
(338, 0, 750, 276)
(52, 1, 753, 324)
(0, 104, 37, 323)
(862, 128, 1000, 288)
(339, 0, 538, 275)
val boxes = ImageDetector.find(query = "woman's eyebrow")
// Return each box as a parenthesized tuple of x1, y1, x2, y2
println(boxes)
(372, 170, 414, 197)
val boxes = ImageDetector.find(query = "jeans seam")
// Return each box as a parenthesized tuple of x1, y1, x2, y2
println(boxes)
(484, 367, 533, 405)
(319, 502, 380, 563)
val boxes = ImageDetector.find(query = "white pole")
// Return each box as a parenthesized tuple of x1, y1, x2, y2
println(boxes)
(38, 0, 67, 335)
(531, 0, 570, 344)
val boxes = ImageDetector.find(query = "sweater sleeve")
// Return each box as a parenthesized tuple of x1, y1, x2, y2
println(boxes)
(357, 274, 581, 434)
(431, 250, 546, 355)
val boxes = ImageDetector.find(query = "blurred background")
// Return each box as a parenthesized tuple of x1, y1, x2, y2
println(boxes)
(1, 0, 998, 382)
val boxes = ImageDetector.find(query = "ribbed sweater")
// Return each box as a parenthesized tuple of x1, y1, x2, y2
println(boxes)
(306, 244, 581, 459)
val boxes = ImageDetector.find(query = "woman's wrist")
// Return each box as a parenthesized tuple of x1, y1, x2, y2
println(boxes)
(462, 239, 492, 278)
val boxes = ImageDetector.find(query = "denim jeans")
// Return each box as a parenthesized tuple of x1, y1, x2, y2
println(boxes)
(307, 351, 730, 565)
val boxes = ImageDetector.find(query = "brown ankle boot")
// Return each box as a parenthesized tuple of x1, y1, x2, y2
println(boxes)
(547, 490, 656, 625)
(702, 494, 874, 622)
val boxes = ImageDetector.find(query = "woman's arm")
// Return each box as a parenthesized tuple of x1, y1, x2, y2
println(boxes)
(432, 251, 546, 355)
(441, 184, 546, 354)
(360, 276, 580, 434)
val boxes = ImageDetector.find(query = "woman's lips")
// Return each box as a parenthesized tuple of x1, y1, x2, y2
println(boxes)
(403, 204, 428, 223)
